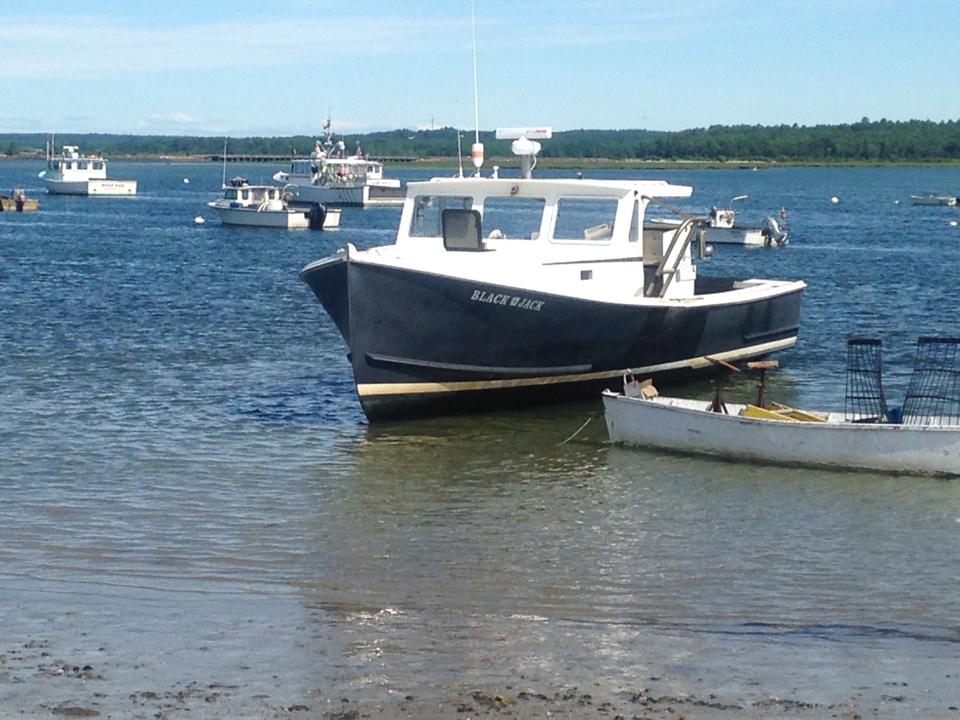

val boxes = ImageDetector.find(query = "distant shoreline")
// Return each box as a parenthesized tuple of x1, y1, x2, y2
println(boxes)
(5, 153, 960, 170)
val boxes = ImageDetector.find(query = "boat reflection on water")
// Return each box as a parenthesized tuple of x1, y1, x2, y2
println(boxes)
(351, 403, 610, 492)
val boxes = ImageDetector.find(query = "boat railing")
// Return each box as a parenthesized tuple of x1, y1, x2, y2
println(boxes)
(644, 215, 707, 298)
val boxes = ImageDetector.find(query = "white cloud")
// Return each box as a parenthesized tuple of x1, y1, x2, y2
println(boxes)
(148, 112, 201, 126)
(0, 13, 467, 79)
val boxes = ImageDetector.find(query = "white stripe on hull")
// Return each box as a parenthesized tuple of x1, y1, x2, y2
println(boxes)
(212, 206, 309, 228)
(43, 179, 137, 196)
(356, 337, 796, 398)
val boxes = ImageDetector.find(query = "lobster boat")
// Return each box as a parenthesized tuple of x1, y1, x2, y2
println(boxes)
(299, 127, 805, 420)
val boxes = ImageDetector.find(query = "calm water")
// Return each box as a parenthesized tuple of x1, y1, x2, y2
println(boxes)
(2, 159, 960, 715)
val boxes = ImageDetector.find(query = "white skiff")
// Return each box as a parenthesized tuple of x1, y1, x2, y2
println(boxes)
(602, 389, 960, 476)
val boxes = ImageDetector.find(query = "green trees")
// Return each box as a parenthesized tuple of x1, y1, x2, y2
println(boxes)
(3, 119, 960, 161)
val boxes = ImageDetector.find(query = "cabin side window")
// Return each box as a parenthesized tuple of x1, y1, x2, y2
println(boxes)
(78, 161, 88, 170)
(409, 195, 473, 237)
(553, 197, 619, 242)
(241, 190, 250, 200)
(92, 161, 104, 171)
(480, 196, 545, 240)
(225, 189, 238, 200)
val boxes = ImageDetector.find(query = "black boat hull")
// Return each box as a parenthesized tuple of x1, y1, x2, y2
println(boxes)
(301, 257, 804, 420)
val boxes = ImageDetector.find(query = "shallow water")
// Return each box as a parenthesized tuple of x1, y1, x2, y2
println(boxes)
(1, 159, 960, 716)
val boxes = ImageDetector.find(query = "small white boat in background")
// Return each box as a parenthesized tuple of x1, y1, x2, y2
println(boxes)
(38, 144, 137, 196)
(649, 195, 787, 247)
(207, 178, 340, 229)
(910, 193, 957, 207)
(0, 188, 39, 212)
(603, 337, 960, 476)
(702, 195, 788, 246)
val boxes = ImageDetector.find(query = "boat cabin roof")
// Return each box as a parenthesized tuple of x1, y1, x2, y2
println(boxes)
(408, 176, 692, 201)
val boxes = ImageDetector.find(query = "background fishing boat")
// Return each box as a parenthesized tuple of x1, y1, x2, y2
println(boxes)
(272, 120, 404, 207)
(910, 192, 957, 206)
(207, 177, 339, 229)
(38, 143, 137, 196)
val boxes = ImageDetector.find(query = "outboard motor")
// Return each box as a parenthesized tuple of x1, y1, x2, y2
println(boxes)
(761, 215, 788, 246)
(307, 203, 328, 230)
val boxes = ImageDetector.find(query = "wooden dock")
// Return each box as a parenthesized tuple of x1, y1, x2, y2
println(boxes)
(206, 153, 418, 163)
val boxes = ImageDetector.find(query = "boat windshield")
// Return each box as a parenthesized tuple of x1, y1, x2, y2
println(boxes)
(481, 196, 545, 240)
(553, 197, 618, 241)
(291, 160, 315, 175)
(410, 195, 473, 237)
(321, 161, 366, 182)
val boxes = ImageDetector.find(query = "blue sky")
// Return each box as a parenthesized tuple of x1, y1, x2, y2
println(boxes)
(1, 0, 957, 136)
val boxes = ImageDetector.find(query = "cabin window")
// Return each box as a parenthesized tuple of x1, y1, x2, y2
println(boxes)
(410, 195, 473, 237)
(79, 161, 88, 170)
(241, 190, 250, 200)
(64, 162, 73, 170)
(481, 196, 545, 240)
(225, 189, 238, 200)
(554, 197, 618, 241)
(92, 161, 104, 171)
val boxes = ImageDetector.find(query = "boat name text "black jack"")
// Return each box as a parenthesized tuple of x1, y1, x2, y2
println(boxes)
(470, 290, 545, 311)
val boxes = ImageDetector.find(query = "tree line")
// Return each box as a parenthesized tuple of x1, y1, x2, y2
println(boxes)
(4, 118, 960, 162)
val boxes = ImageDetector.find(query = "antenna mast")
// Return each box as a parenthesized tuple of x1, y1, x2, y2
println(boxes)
(469, 0, 484, 173)
(221, 139, 227, 188)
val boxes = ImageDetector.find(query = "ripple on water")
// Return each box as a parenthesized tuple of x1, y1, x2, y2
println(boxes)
(3, 162, 960, 711)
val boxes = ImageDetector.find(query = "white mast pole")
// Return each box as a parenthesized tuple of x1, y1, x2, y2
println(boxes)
(469, 0, 484, 174)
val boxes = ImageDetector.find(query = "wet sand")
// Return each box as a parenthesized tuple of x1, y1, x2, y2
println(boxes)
(3, 637, 954, 719)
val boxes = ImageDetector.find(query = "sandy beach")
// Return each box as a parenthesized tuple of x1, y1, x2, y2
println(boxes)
(4, 635, 954, 719)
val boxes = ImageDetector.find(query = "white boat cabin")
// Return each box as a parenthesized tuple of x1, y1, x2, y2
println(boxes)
(45, 146, 108, 180)
(220, 181, 282, 206)
(281, 155, 387, 187)
(390, 176, 708, 301)
(708, 207, 736, 228)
